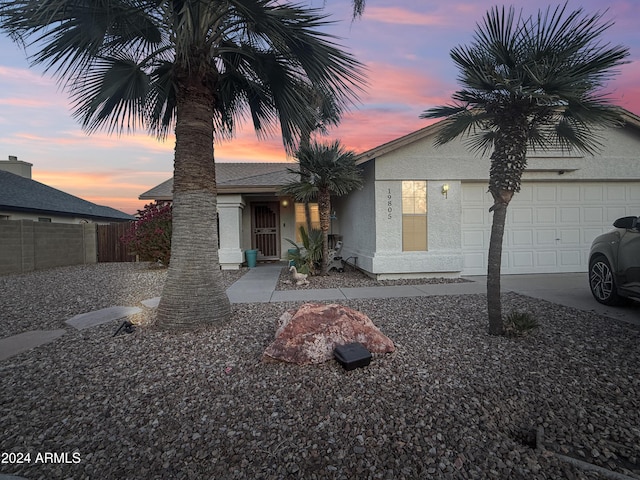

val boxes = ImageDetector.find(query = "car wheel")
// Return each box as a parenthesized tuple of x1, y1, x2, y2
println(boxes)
(589, 256, 622, 305)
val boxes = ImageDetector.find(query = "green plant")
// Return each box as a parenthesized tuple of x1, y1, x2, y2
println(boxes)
(122, 201, 172, 266)
(504, 311, 539, 337)
(285, 226, 323, 275)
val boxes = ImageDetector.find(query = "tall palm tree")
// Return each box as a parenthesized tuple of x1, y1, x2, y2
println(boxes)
(421, 4, 628, 335)
(0, 0, 365, 330)
(281, 140, 363, 275)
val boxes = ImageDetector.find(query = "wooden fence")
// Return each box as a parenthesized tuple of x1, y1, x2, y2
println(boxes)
(97, 222, 137, 263)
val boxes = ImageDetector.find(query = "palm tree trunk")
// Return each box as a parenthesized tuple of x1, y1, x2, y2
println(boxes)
(300, 134, 313, 234)
(318, 188, 331, 275)
(156, 74, 231, 330)
(487, 199, 508, 335)
(485, 110, 528, 335)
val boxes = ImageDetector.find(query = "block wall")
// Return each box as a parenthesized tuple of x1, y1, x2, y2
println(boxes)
(0, 220, 97, 275)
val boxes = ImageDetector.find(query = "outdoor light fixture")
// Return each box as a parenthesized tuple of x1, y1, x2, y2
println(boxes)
(281, 199, 289, 207)
(441, 183, 449, 198)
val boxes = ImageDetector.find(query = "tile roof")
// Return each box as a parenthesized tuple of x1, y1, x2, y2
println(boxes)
(0, 170, 134, 221)
(139, 162, 297, 200)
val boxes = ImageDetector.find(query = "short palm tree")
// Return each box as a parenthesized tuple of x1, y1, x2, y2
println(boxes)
(421, 4, 628, 335)
(281, 140, 363, 275)
(297, 82, 344, 233)
(0, 0, 365, 330)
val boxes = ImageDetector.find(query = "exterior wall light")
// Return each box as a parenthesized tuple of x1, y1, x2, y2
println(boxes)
(441, 183, 449, 198)
(281, 199, 289, 207)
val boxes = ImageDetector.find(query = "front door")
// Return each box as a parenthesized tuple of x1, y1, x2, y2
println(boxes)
(252, 203, 280, 260)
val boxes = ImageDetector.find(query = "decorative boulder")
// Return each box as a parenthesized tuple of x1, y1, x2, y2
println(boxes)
(262, 303, 395, 365)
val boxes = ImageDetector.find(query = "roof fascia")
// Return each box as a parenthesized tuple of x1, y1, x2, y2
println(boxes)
(355, 121, 442, 165)
(354, 107, 640, 165)
(0, 205, 132, 222)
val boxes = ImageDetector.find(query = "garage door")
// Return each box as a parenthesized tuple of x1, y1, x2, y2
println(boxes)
(461, 182, 640, 275)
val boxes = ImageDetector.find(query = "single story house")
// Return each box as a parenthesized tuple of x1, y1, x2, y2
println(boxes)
(0, 156, 134, 224)
(140, 109, 640, 278)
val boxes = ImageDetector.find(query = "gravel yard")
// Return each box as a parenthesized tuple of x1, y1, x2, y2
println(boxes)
(276, 265, 469, 290)
(1, 263, 639, 479)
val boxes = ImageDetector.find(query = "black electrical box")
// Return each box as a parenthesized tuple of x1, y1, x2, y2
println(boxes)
(334, 342, 372, 370)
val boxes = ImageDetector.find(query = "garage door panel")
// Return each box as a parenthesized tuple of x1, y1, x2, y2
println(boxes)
(536, 251, 557, 267)
(583, 207, 604, 223)
(463, 252, 485, 270)
(606, 186, 627, 201)
(560, 185, 580, 202)
(510, 207, 533, 224)
(462, 207, 486, 225)
(536, 207, 556, 224)
(512, 251, 534, 268)
(560, 250, 582, 268)
(462, 184, 488, 202)
(462, 230, 485, 248)
(559, 229, 580, 245)
(584, 185, 604, 201)
(560, 207, 580, 223)
(535, 186, 557, 202)
(511, 230, 533, 246)
(461, 182, 640, 275)
(536, 230, 557, 245)
(516, 186, 534, 202)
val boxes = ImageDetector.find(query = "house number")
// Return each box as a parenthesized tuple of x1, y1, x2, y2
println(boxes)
(387, 188, 393, 219)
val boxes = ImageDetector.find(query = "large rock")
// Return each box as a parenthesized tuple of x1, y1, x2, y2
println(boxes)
(263, 303, 395, 365)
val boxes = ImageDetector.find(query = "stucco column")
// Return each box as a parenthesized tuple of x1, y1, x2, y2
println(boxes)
(217, 194, 246, 270)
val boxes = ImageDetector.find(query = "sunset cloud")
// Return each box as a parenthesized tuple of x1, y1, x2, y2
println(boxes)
(1, 0, 638, 214)
(364, 6, 450, 26)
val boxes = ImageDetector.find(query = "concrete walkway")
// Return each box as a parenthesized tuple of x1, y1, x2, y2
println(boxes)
(2, 264, 638, 362)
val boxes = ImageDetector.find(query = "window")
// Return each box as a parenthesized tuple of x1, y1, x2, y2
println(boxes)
(38, 217, 52, 222)
(0, 215, 9, 220)
(402, 181, 427, 251)
(295, 203, 320, 241)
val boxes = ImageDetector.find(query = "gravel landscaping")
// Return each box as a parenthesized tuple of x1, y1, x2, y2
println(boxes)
(276, 265, 469, 290)
(1, 263, 639, 479)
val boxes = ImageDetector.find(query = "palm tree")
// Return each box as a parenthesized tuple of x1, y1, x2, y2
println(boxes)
(297, 82, 344, 233)
(0, 0, 365, 330)
(421, 4, 628, 335)
(281, 140, 363, 275)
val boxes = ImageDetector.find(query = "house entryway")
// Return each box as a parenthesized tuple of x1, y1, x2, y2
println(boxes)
(251, 202, 280, 260)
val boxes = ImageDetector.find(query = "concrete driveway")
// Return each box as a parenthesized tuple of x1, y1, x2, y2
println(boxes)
(466, 273, 640, 326)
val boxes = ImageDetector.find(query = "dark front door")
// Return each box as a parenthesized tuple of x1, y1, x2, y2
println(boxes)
(252, 203, 280, 260)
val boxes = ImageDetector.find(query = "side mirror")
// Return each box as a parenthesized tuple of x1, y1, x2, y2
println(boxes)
(613, 216, 639, 229)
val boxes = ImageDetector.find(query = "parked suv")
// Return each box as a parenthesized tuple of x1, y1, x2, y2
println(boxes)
(588, 216, 640, 305)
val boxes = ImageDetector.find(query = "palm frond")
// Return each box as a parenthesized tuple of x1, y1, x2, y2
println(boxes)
(420, 1, 629, 158)
(1, 0, 366, 145)
(70, 54, 150, 134)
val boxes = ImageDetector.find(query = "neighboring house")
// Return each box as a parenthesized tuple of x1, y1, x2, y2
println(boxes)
(140, 109, 640, 278)
(0, 156, 134, 224)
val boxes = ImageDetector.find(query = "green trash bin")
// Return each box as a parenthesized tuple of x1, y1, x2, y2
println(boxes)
(287, 248, 298, 267)
(245, 249, 258, 268)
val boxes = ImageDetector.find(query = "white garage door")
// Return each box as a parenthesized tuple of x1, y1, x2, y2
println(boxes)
(461, 182, 640, 275)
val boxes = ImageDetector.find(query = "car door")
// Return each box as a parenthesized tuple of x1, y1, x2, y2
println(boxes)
(617, 218, 640, 296)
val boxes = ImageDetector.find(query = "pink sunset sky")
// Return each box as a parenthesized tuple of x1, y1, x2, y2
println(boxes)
(1, 0, 639, 214)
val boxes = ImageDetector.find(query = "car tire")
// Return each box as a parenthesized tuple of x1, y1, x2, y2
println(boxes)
(589, 255, 622, 305)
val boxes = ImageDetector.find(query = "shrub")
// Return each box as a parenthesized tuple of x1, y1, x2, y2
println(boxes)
(122, 201, 172, 266)
(504, 311, 539, 337)
(285, 226, 323, 275)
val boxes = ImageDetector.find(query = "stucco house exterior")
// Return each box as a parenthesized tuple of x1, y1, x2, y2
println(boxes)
(140, 109, 640, 278)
